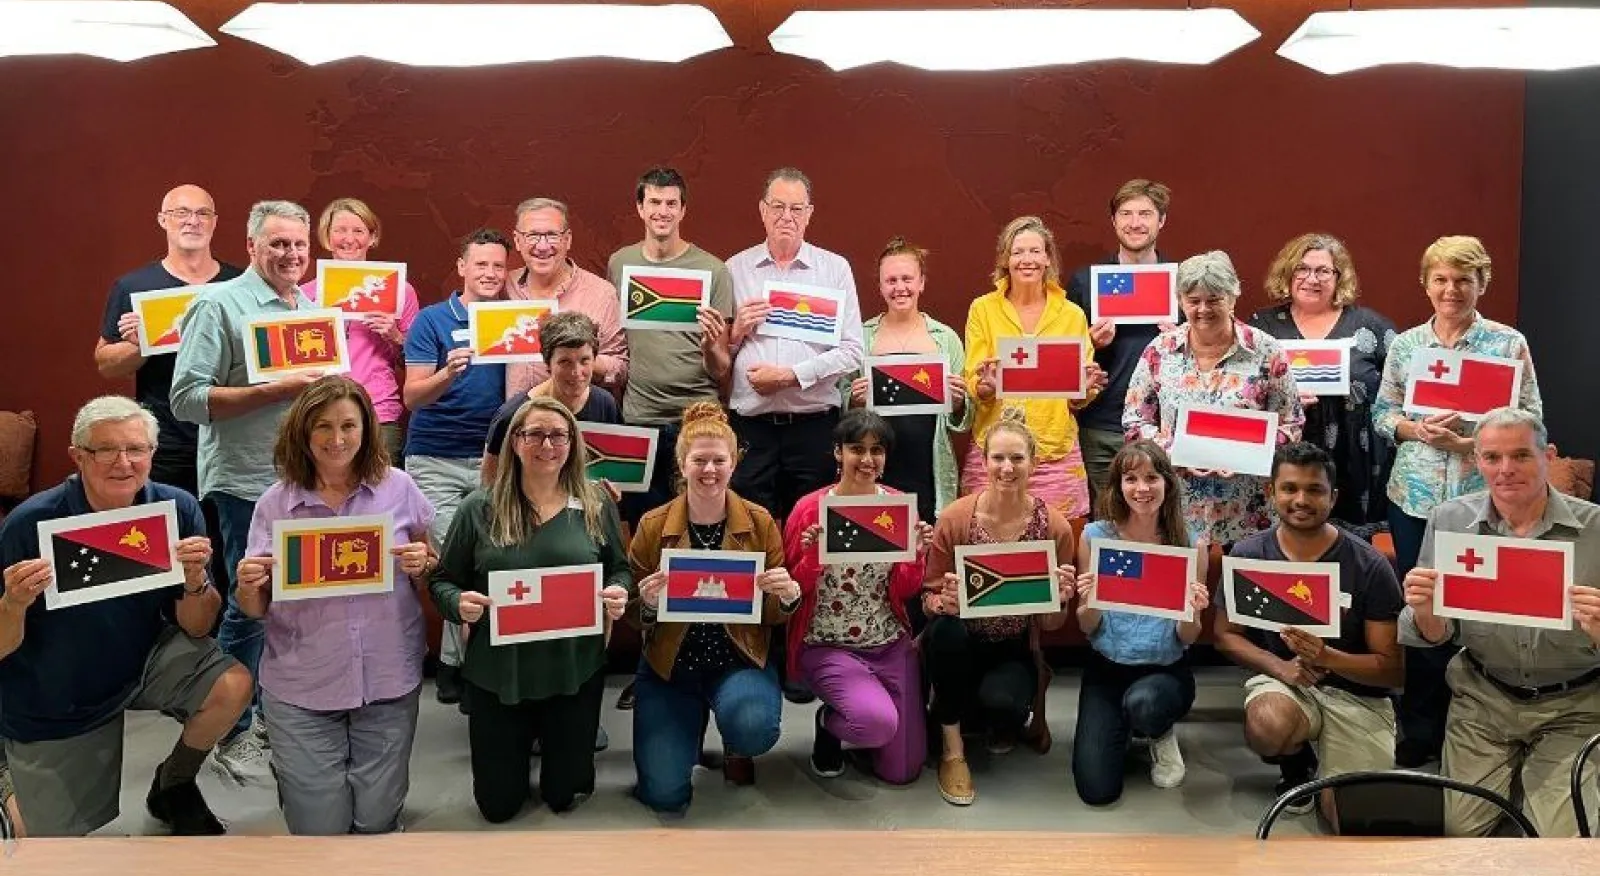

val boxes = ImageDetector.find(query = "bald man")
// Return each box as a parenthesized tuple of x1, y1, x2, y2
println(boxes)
(95, 185, 244, 500)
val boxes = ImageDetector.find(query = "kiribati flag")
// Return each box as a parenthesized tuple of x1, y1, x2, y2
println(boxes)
(660, 551, 762, 622)
(764, 284, 841, 342)
(622, 266, 709, 328)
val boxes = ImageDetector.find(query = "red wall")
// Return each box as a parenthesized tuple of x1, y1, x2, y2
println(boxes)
(0, 0, 1524, 490)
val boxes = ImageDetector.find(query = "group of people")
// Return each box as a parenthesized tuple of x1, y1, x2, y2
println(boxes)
(0, 168, 1595, 840)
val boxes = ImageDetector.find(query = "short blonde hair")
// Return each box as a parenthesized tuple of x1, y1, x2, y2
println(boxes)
(1264, 233, 1360, 306)
(991, 216, 1061, 287)
(317, 198, 381, 252)
(1176, 250, 1241, 300)
(1421, 235, 1492, 290)
(982, 406, 1038, 460)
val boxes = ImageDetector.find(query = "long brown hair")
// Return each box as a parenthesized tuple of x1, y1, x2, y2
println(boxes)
(487, 396, 606, 547)
(274, 376, 389, 490)
(1097, 440, 1190, 548)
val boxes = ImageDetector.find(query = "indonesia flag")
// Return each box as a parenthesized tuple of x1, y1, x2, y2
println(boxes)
(1090, 264, 1178, 323)
(1433, 532, 1572, 630)
(996, 338, 1085, 399)
(1404, 350, 1522, 420)
(1169, 405, 1278, 477)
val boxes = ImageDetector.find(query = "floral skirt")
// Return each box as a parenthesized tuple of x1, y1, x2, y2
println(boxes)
(960, 443, 1091, 520)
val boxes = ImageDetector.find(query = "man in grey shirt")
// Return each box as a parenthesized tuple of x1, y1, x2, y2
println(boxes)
(170, 200, 320, 783)
(1399, 406, 1600, 837)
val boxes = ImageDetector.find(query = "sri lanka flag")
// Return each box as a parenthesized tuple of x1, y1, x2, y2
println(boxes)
(253, 314, 343, 371)
(623, 267, 709, 327)
(662, 552, 761, 620)
(282, 523, 386, 591)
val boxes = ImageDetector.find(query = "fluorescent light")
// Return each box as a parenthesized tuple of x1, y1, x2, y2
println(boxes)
(767, 9, 1261, 71)
(0, 1, 214, 61)
(1279, 8, 1600, 74)
(219, 3, 732, 67)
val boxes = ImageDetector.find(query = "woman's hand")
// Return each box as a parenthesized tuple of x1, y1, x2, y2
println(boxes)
(1085, 363, 1108, 396)
(974, 358, 998, 401)
(1074, 571, 1096, 604)
(798, 523, 823, 551)
(947, 373, 969, 416)
(847, 376, 868, 409)
(600, 585, 629, 621)
(637, 569, 667, 609)
(758, 567, 801, 604)
(236, 555, 273, 595)
(1298, 392, 1319, 408)
(1054, 563, 1077, 606)
(923, 572, 961, 617)
(361, 313, 402, 345)
(390, 541, 432, 577)
(914, 521, 935, 555)
(1187, 581, 1211, 614)
(458, 591, 492, 623)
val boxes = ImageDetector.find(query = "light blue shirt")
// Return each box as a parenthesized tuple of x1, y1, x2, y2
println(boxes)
(1082, 519, 1188, 666)
(170, 267, 315, 501)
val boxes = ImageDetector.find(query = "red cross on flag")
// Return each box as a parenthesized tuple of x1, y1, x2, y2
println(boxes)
(996, 337, 1086, 399)
(487, 564, 605, 645)
(1403, 349, 1523, 420)
(1433, 532, 1573, 630)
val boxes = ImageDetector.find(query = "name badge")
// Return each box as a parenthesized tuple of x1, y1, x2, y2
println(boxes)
(450, 328, 471, 344)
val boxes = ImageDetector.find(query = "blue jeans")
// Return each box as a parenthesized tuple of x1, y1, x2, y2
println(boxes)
(631, 657, 781, 814)
(209, 491, 264, 740)
(1071, 654, 1195, 805)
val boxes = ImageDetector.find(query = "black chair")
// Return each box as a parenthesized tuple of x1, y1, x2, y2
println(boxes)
(1256, 769, 1539, 838)
(1572, 732, 1600, 837)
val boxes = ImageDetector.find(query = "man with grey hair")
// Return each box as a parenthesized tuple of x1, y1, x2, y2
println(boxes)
(0, 396, 252, 836)
(505, 197, 628, 399)
(1400, 406, 1600, 836)
(171, 199, 320, 781)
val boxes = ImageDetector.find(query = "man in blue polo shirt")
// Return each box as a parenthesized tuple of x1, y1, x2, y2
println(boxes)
(0, 397, 252, 836)
(403, 229, 511, 704)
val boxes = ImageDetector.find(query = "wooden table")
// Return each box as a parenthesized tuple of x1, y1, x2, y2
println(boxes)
(1, 831, 1590, 876)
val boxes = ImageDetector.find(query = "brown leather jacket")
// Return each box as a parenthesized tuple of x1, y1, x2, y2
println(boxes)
(628, 490, 792, 680)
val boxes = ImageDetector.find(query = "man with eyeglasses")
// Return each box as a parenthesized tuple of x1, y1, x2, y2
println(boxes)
(505, 197, 628, 400)
(0, 396, 253, 836)
(725, 167, 863, 522)
(402, 229, 513, 707)
(170, 200, 321, 783)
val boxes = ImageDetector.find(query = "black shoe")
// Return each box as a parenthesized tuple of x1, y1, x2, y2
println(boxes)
(436, 664, 462, 705)
(615, 680, 637, 711)
(1272, 747, 1318, 816)
(147, 772, 225, 836)
(782, 681, 816, 705)
(810, 706, 845, 778)
(1395, 738, 1439, 769)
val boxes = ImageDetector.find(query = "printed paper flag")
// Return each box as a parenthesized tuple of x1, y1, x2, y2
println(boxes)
(244, 309, 349, 384)
(579, 422, 659, 493)
(1089, 539, 1197, 621)
(39, 501, 183, 610)
(131, 285, 209, 356)
(620, 265, 711, 330)
(996, 338, 1086, 399)
(657, 549, 765, 624)
(866, 355, 949, 416)
(757, 281, 844, 347)
(1433, 532, 1573, 630)
(1280, 339, 1352, 397)
(955, 541, 1059, 619)
(488, 565, 604, 645)
(819, 493, 918, 564)
(271, 514, 394, 602)
(1089, 263, 1178, 324)
(468, 299, 560, 363)
(1222, 557, 1341, 638)
(1404, 350, 1523, 420)
(1170, 404, 1278, 477)
(316, 260, 406, 316)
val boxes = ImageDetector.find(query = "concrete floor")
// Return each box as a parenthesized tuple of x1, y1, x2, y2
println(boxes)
(101, 666, 1318, 836)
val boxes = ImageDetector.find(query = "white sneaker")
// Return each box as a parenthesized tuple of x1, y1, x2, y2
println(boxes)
(211, 732, 271, 784)
(1149, 730, 1186, 789)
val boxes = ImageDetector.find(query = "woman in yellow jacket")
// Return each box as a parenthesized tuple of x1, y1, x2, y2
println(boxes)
(964, 216, 1105, 519)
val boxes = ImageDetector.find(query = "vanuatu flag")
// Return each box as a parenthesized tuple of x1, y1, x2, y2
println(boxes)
(41, 502, 182, 608)
(281, 524, 387, 591)
(820, 493, 916, 563)
(957, 542, 1058, 617)
(621, 266, 710, 329)
(867, 355, 947, 415)
(579, 423, 658, 493)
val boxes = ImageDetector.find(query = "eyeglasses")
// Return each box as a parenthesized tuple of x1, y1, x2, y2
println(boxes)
(514, 429, 570, 447)
(79, 444, 154, 465)
(1292, 265, 1339, 281)
(515, 230, 568, 245)
(161, 207, 216, 222)
(762, 200, 811, 218)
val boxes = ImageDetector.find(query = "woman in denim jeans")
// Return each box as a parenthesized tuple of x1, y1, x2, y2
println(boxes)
(1071, 441, 1210, 804)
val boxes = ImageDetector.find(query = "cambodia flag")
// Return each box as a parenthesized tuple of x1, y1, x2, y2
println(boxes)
(39, 501, 184, 609)
(1405, 350, 1521, 419)
(580, 423, 657, 492)
(489, 566, 603, 645)
(1094, 544, 1192, 618)
(1092, 265, 1177, 322)
(660, 551, 763, 623)
(869, 356, 947, 414)
(996, 338, 1085, 398)
(1434, 532, 1572, 630)
(624, 267, 708, 327)
(820, 494, 917, 563)
(1224, 558, 1341, 637)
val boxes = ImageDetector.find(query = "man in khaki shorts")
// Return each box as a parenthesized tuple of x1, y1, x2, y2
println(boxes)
(1215, 443, 1404, 830)
(1400, 407, 1600, 837)
(0, 397, 252, 836)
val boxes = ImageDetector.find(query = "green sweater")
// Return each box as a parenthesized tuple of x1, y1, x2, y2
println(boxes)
(429, 489, 632, 704)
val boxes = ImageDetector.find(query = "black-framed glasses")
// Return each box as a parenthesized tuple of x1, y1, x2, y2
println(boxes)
(515, 229, 568, 245)
(514, 429, 570, 447)
(79, 444, 154, 464)
(162, 207, 217, 222)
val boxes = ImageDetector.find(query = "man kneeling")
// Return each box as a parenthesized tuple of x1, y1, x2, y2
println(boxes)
(0, 396, 251, 836)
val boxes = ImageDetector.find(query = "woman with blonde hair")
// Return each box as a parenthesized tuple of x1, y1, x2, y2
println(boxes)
(922, 407, 1077, 806)
(1250, 233, 1397, 531)
(964, 217, 1105, 519)
(427, 396, 632, 822)
(300, 198, 421, 462)
(628, 402, 800, 815)
(234, 376, 435, 834)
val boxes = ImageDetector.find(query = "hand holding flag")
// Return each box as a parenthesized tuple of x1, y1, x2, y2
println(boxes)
(1, 559, 52, 611)
(235, 555, 273, 617)
(1574, 586, 1600, 644)
(458, 591, 492, 623)
(601, 585, 629, 621)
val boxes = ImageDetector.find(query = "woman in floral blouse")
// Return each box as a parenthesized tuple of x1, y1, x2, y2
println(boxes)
(1250, 233, 1397, 533)
(1123, 250, 1305, 547)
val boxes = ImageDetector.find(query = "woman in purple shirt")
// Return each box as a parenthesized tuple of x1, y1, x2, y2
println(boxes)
(234, 376, 436, 835)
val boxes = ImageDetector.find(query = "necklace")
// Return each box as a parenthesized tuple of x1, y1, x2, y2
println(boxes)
(688, 519, 726, 550)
